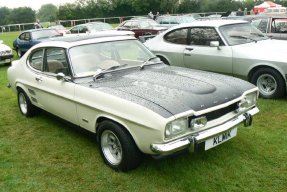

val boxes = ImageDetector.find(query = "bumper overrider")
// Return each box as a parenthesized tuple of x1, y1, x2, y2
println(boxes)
(151, 107, 259, 155)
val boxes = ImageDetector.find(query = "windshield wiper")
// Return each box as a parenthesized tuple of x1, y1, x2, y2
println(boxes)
(230, 35, 257, 43)
(139, 56, 158, 70)
(93, 64, 127, 81)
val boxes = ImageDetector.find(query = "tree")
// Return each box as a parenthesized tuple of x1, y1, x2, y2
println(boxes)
(9, 7, 35, 24)
(0, 7, 10, 25)
(37, 4, 58, 22)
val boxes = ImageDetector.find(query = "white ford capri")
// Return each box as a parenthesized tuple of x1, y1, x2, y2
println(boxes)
(0, 40, 13, 65)
(7, 34, 259, 171)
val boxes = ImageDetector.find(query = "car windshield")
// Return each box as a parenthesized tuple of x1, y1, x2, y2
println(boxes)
(32, 29, 62, 40)
(90, 23, 113, 31)
(69, 39, 160, 77)
(219, 23, 269, 46)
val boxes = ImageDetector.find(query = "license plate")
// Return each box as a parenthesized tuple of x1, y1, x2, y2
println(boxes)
(5, 59, 10, 62)
(205, 128, 237, 150)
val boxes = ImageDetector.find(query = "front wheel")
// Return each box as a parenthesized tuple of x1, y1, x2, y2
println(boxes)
(97, 121, 142, 172)
(251, 68, 286, 99)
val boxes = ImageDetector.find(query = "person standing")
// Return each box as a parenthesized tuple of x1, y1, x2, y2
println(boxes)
(34, 19, 42, 29)
(148, 11, 154, 19)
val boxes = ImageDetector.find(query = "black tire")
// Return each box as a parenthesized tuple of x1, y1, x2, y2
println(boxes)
(97, 120, 142, 172)
(17, 89, 38, 117)
(251, 67, 285, 99)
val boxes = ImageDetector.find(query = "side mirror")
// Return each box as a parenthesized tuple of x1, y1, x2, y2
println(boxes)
(56, 73, 71, 82)
(210, 41, 221, 50)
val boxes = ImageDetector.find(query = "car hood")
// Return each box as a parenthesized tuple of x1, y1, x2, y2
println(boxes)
(0, 43, 12, 51)
(85, 64, 255, 118)
(232, 39, 287, 61)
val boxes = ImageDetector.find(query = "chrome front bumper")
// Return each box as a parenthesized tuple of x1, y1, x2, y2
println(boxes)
(150, 107, 259, 155)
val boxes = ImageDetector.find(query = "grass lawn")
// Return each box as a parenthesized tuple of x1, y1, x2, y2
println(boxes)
(0, 32, 287, 191)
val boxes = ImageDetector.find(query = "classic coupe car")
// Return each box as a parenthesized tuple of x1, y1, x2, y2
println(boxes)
(144, 20, 287, 99)
(116, 18, 167, 38)
(13, 28, 62, 57)
(0, 40, 13, 65)
(68, 22, 113, 34)
(7, 34, 259, 171)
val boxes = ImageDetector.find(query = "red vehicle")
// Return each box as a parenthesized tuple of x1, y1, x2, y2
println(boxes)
(116, 18, 167, 38)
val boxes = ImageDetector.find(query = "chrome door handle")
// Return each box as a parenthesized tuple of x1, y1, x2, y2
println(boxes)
(35, 77, 42, 82)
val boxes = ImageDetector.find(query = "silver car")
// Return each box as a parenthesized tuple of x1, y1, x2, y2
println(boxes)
(145, 20, 287, 99)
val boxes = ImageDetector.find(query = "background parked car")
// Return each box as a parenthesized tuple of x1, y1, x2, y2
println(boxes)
(0, 40, 13, 65)
(13, 28, 62, 57)
(67, 22, 113, 34)
(224, 15, 287, 40)
(248, 15, 287, 40)
(116, 18, 167, 38)
(144, 20, 287, 99)
(66, 22, 135, 37)
(156, 14, 201, 28)
(7, 34, 259, 171)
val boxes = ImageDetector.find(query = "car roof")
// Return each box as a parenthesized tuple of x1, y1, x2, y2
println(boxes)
(177, 19, 248, 28)
(32, 34, 136, 49)
(22, 28, 57, 33)
(74, 22, 107, 26)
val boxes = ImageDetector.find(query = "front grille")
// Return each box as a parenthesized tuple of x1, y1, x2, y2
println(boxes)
(188, 102, 238, 126)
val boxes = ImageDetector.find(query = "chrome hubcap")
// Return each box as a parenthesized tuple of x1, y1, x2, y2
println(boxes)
(19, 92, 28, 114)
(257, 74, 277, 96)
(101, 130, 122, 165)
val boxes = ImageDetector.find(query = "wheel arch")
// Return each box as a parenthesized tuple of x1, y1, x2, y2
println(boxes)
(95, 115, 142, 152)
(248, 64, 286, 82)
(156, 54, 170, 65)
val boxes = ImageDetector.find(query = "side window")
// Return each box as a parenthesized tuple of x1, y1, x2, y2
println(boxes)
(80, 26, 89, 33)
(29, 49, 44, 71)
(164, 28, 188, 45)
(271, 19, 287, 33)
(189, 27, 223, 46)
(140, 21, 149, 28)
(24, 33, 31, 41)
(251, 19, 268, 33)
(70, 27, 79, 34)
(19, 33, 26, 40)
(45, 48, 69, 75)
(123, 21, 132, 28)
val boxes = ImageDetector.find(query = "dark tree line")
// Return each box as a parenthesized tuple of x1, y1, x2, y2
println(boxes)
(1, 0, 287, 25)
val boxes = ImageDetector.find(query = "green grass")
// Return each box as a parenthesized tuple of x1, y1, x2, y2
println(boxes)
(0, 32, 287, 191)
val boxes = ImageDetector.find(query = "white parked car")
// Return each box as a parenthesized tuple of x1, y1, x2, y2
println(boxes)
(0, 40, 13, 65)
(144, 20, 287, 99)
(7, 34, 259, 171)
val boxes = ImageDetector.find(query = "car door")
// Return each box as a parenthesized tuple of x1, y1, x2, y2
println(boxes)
(17, 32, 32, 52)
(28, 47, 78, 125)
(183, 27, 233, 75)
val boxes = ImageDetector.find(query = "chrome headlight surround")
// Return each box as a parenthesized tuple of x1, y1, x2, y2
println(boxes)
(165, 118, 188, 139)
(190, 116, 207, 131)
(237, 91, 257, 113)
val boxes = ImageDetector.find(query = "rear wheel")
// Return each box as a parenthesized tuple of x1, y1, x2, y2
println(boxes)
(97, 120, 142, 172)
(17, 89, 38, 117)
(251, 68, 285, 99)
